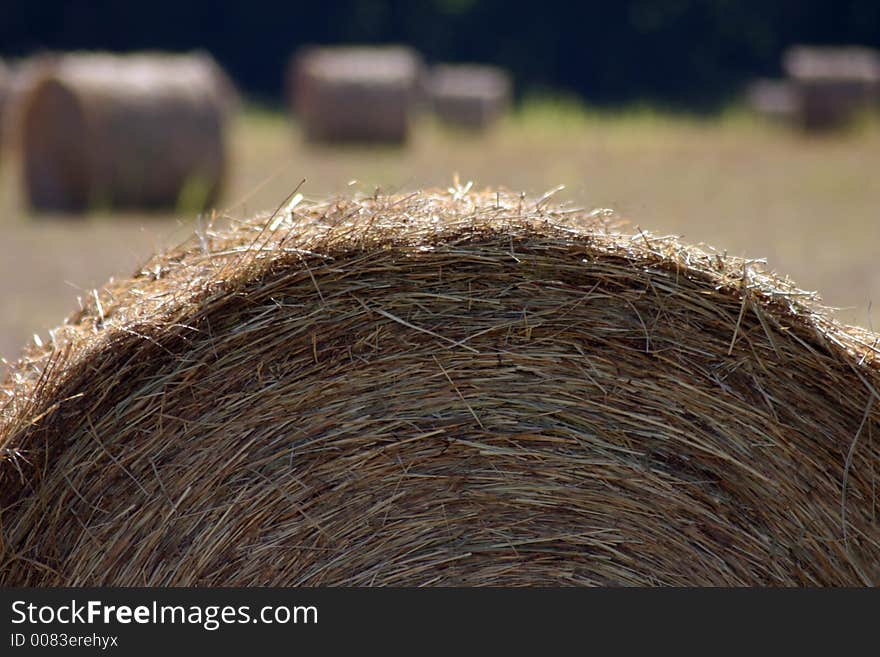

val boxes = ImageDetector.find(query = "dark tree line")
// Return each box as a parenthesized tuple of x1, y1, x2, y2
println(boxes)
(3, 0, 879, 108)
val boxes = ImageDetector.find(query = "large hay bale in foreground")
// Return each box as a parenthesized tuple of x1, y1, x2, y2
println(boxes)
(291, 46, 420, 144)
(428, 64, 511, 130)
(783, 46, 880, 130)
(17, 52, 234, 213)
(2, 189, 880, 586)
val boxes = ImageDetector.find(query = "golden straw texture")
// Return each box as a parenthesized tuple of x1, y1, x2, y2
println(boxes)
(1, 188, 879, 585)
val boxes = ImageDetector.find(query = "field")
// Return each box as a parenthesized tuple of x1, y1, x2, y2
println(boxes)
(1, 100, 880, 363)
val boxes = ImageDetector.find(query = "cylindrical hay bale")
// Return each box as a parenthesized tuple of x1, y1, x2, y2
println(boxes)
(2, 188, 880, 586)
(428, 64, 512, 130)
(0, 54, 57, 155)
(745, 78, 800, 123)
(286, 44, 316, 118)
(291, 46, 420, 144)
(17, 52, 233, 213)
(783, 46, 880, 130)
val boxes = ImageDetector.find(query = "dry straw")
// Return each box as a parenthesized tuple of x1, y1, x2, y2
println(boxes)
(17, 51, 234, 213)
(1, 187, 879, 586)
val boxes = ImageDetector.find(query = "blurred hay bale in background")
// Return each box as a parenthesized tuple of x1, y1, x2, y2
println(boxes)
(1, 188, 879, 586)
(0, 54, 56, 152)
(286, 44, 316, 118)
(15, 51, 236, 213)
(428, 64, 511, 130)
(290, 45, 421, 144)
(0, 59, 9, 161)
(745, 78, 800, 123)
(783, 46, 880, 131)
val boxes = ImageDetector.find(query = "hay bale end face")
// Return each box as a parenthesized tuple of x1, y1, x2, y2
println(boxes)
(2, 189, 880, 586)
(290, 46, 420, 144)
(428, 64, 512, 130)
(17, 52, 234, 213)
(0, 54, 57, 158)
(783, 46, 880, 130)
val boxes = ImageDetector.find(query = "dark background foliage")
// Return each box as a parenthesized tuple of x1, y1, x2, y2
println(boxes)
(3, 0, 879, 107)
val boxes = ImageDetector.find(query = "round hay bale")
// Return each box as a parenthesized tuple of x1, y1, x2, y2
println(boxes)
(745, 78, 800, 123)
(290, 46, 421, 144)
(1, 189, 879, 586)
(428, 64, 512, 130)
(783, 46, 880, 131)
(0, 54, 58, 158)
(17, 52, 234, 213)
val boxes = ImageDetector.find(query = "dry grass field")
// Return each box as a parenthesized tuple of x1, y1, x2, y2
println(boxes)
(1, 101, 879, 363)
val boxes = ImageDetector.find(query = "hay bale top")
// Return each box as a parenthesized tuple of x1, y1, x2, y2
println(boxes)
(1, 54, 56, 104)
(2, 188, 880, 586)
(429, 64, 512, 98)
(298, 46, 420, 84)
(25, 51, 237, 111)
(784, 46, 880, 82)
(5, 187, 874, 384)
